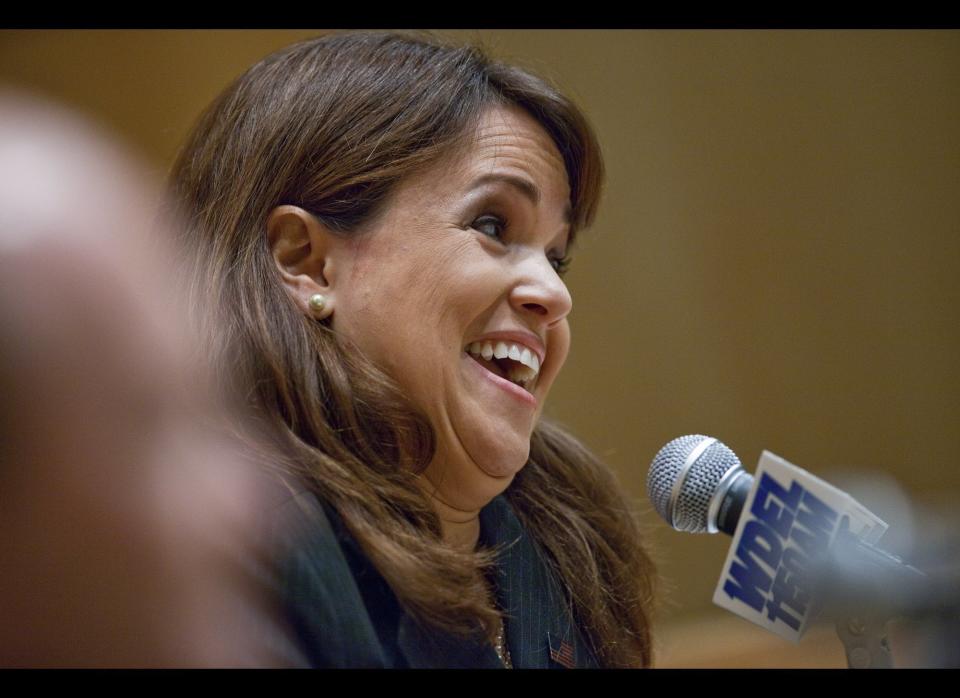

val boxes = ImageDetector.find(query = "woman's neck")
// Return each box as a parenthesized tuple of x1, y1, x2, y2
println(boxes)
(430, 495, 481, 551)
(417, 477, 482, 550)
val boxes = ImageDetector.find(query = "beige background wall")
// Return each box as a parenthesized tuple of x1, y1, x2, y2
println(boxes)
(3, 29, 957, 667)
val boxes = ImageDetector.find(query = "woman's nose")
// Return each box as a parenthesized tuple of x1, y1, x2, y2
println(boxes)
(509, 254, 573, 326)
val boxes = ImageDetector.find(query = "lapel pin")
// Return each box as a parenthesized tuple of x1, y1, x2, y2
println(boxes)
(548, 633, 575, 669)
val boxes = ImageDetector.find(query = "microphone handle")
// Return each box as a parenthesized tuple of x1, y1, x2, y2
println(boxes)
(716, 470, 754, 536)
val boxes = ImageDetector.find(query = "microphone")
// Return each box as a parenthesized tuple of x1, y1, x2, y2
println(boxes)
(645, 434, 960, 667)
(646, 434, 920, 578)
(646, 434, 752, 536)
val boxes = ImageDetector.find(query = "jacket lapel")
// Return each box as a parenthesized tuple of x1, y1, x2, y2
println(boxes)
(396, 615, 503, 669)
(393, 495, 599, 668)
(479, 496, 599, 669)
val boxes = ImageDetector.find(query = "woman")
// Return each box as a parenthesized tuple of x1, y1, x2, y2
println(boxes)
(169, 31, 656, 668)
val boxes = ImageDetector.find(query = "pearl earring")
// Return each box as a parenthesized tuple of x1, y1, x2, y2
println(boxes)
(308, 293, 327, 314)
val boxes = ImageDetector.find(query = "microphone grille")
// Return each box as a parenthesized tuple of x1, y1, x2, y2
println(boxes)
(647, 434, 742, 533)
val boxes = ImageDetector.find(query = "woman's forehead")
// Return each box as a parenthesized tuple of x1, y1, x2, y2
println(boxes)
(471, 108, 567, 180)
(417, 106, 570, 204)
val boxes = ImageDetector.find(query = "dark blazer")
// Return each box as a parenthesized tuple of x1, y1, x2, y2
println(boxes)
(266, 489, 599, 668)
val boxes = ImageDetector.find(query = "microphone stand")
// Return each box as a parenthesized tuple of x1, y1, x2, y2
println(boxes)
(834, 609, 895, 668)
(818, 532, 944, 668)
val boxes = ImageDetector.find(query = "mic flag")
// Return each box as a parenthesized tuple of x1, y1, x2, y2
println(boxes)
(713, 451, 888, 642)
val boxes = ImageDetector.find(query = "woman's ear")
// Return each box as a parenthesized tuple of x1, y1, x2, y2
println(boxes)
(266, 205, 337, 319)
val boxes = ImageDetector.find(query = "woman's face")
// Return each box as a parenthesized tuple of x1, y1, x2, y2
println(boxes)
(330, 105, 573, 512)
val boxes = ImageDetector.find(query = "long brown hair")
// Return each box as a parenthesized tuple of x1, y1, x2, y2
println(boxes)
(168, 31, 656, 667)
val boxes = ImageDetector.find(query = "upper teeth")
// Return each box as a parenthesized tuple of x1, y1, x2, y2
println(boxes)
(466, 340, 541, 386)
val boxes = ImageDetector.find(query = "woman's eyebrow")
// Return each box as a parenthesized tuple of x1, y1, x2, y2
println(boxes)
(467, 172, 572, 224)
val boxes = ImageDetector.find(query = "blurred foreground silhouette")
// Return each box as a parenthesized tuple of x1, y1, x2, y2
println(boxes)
(0, 90, 287, 667)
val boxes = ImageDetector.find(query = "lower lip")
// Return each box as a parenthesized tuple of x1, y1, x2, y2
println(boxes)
(464, 353, 538, 408)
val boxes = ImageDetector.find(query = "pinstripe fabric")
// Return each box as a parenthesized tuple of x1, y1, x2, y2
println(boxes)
(479, 496, 599, 669)
(268, 490, 598, 668)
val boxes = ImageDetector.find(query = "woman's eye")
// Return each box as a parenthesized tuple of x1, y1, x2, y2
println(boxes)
(551, 255, 572, 277)
(471, 213, 570, 276)
(471, 215, 506, 240)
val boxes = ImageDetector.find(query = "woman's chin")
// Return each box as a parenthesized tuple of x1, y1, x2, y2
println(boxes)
(422, 431, 529, 510)
(453, 410, 532, 476)
(474, 448, 529, 480)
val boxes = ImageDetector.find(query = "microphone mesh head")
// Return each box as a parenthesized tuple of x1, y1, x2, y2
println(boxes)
(647, 434, 741, 533)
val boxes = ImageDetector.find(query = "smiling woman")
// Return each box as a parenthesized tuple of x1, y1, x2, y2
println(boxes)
(168, 31, 656, 668)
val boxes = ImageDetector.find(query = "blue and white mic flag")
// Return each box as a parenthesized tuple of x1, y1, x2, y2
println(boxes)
(713, 451, 888, 642)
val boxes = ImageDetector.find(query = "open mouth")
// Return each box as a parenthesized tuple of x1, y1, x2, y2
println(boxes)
(464, 340, 540, 393)
(468, 353, 511, 380)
